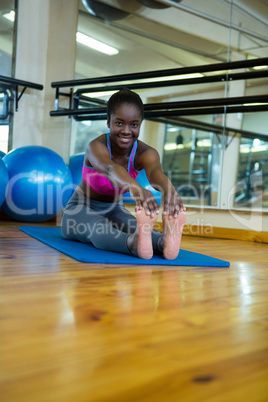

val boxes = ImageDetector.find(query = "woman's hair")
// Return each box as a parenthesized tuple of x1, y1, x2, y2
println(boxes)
(107, 88, 144, 120)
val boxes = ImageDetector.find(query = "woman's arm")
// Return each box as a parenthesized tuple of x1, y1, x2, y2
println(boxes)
(138, 147, 184, 218)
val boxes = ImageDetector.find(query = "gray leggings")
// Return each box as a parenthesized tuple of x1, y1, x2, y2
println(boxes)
(61, 189, 162, 255)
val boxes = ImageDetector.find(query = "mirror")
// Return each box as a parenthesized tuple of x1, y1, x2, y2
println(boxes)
(72, 0, 268, 210)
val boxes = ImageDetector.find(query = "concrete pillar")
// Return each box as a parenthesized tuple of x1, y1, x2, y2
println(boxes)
(141, 120, 166, 162)
(219, 52, 246, 209)
(13, 0, 79, 162)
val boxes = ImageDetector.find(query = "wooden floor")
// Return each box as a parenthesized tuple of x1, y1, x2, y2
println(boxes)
(1, 221, 268, 402)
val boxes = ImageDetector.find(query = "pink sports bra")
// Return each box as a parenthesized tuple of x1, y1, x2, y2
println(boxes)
(82, 133, 139, 196)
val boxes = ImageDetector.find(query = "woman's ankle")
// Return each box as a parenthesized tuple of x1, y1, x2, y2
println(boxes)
(126, 233, 138, 257)
(155, 235, 164, 255)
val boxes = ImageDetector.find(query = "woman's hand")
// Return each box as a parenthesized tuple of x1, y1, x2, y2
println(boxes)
(130, 183, 159, 217)
(162, 188, 184, 219)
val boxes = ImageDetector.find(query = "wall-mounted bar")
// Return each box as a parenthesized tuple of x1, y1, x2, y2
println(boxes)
(149, 116, 268, 142)
(0, 75, 43, 112)
(74, 70, 267, 96)
(0, 76, 44, 90)
(50, 57, 268, 124)
(50, 94, 268, 118)
(51, 57, 268, 89)
(59, 104, 267, 120)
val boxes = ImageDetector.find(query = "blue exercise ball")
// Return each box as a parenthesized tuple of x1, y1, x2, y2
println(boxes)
(123, 169, 162, 204)
(69, 153, 84, 189)
(0, 150, 6, 158)
(0, 157, 9, 207)
(2, 146, 73, 222)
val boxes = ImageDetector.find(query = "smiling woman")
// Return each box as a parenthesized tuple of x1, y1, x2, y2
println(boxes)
(81, 89, 144, 197)
(61, 88, 186, 260)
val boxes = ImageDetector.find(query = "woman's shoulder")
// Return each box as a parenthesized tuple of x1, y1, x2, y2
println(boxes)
(85, 134, 109, 165)
(136, 139, 158, 157)
(135, 140, 160, 170)
(136, 139, 152, 153)
(91, 133, 107, 144)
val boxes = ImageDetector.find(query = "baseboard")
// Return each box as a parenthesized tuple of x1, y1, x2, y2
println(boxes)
(154, 222, 268, 243)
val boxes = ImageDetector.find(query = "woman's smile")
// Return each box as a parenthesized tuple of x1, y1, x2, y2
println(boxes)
(118, 135, 132, 144)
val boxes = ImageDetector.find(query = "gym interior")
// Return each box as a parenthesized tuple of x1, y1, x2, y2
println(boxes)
(0, 1, 268, 401)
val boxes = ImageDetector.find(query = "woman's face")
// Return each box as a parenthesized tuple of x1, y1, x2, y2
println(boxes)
(108, 103, 142, 150)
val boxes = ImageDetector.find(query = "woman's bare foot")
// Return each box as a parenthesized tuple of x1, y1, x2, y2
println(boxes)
(162, 208, 186, 260)
(127, 207, 158, 259)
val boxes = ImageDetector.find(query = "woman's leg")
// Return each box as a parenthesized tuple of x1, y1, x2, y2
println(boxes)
(61, 192, 131, 255)
(107, 203, 187, 259)
(107, 203, 163, 254)
(161, 208, 187, 260)
(61, 190, 166, 259)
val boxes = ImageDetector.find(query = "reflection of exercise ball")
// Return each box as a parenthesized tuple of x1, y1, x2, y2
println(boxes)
(123, 169, 162, 205)
(137, 0, 170, 9)
(0, 150, 6, 158)
(137, 0, 182, 8)
(2, 146, 73, 222)
(82, 0, 130, 21)
(0, 158, 9, 207)
(69, 153, 84, 188)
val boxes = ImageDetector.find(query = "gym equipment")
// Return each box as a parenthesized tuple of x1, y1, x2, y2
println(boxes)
(123, 169, 162, 204)
(51, 58, 268, 119)
(20, 226, 230, 266)
(0, 75, 43, 114)
(137, 0, 171, 9)
(82, 0, 130, 21)
(69, 153, 84, 188)
(0, 157, 9, 207)
(2, 146, 73, 222)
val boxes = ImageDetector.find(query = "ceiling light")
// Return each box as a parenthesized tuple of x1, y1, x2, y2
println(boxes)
(159, 73, 204, 81)
(197, 139, 212, 147)
(240, 145, 268, 153)
(164, 143, 184, 151)
(243, 102, 268, 106)
(252, 65, 267, 70)
(84, 90, 116, 98)
(81, 121, 92, 126)
(252, 145, 268, 153)
(253, 138, 261, 147)
(76, 32, 119, 56)
(3, 10, 15, 22)
(137, 73, 204, 84)
(167, 127, 180, 132)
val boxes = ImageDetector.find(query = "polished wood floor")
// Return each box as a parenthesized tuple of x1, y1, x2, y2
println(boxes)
(0, 221, 268, 402)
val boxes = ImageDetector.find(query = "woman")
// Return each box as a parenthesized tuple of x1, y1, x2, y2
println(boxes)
(61, 89, 186, 259)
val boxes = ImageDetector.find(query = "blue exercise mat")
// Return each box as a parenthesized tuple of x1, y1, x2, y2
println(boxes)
(20, 226, 230, 267)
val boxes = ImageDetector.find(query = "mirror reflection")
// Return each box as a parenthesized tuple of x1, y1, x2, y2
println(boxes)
(0, 0, 267, 210)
